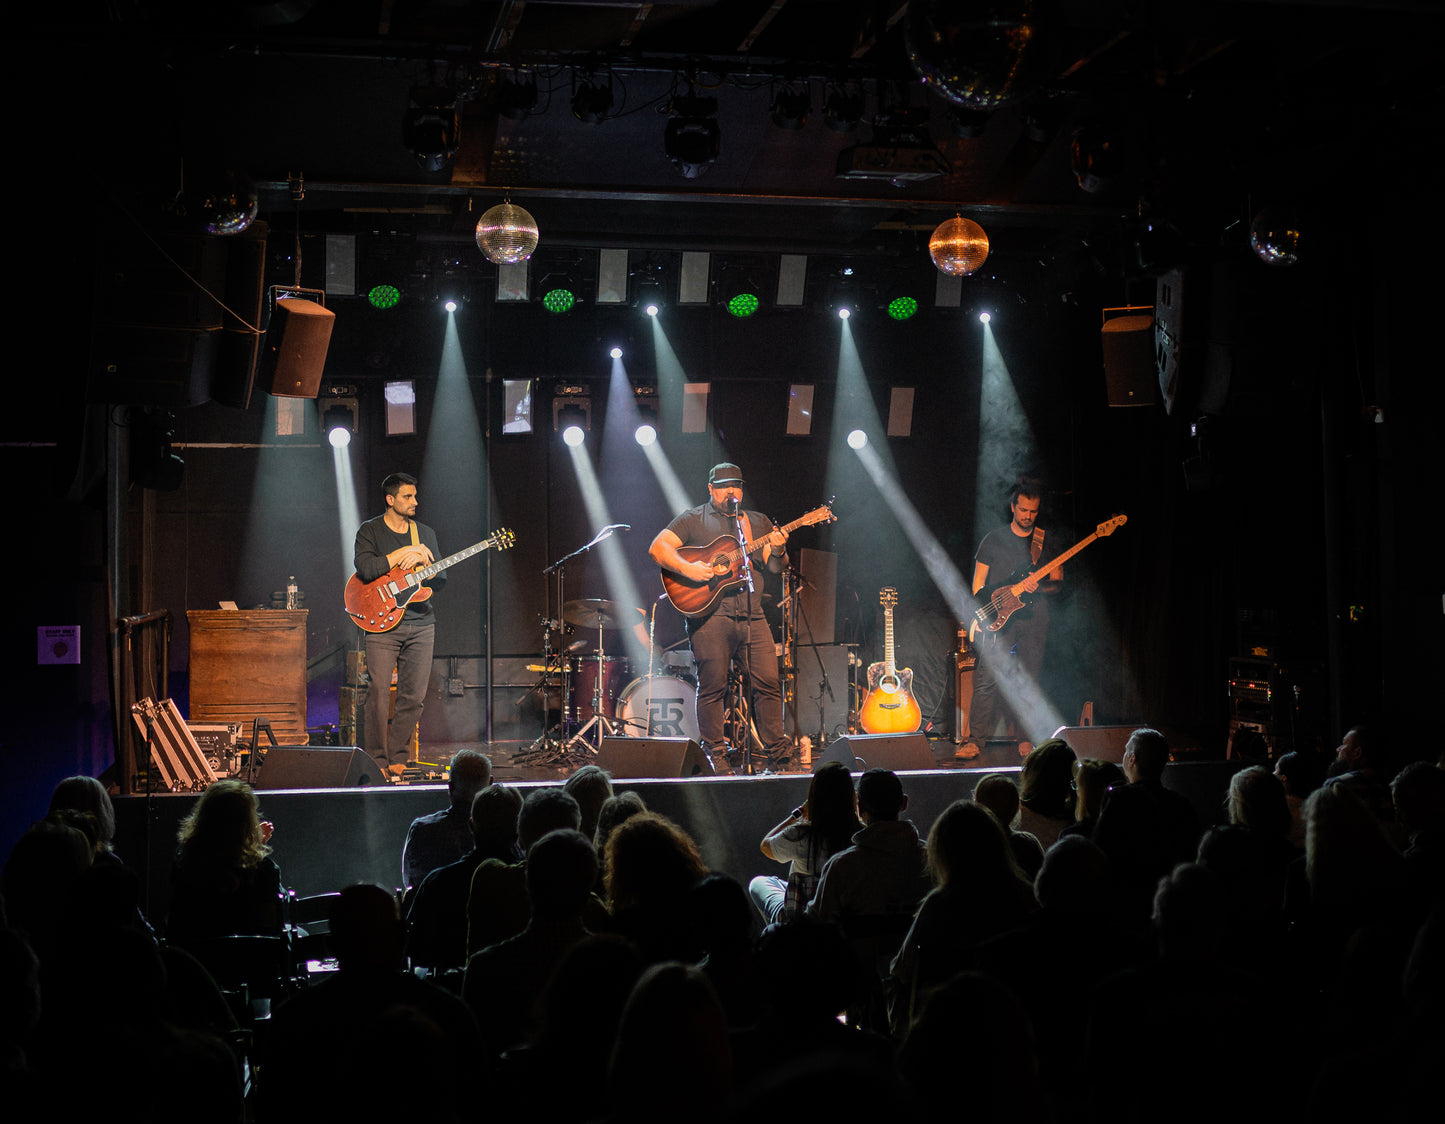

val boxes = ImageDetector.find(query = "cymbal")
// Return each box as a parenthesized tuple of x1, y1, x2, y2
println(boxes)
(562, 598, 644, 629)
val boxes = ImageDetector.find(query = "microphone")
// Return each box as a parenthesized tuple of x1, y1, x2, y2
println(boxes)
(725, 497, 739, 515)
(606, 523, 631, 531)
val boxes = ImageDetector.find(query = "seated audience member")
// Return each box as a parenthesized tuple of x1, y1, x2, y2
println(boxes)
(564, 764, 615, 841)
(47, 776, 122, 866)
(1322, 724, 1396, 830)
(1085, 863, 1282, 1124)
(605, 962, 733, 1124)
(1092, 727, 1201, 927)
(1391, 761, 1445, 905)
(1274, 750, 1326, 848)
(400, 749, 491, 890)
(594, 790, 647, 892)
(406, 782, 523, 970)
(748, 761, 862, 926)
(889, 800, 1036, 1034)
(1016, 739, 1078, 850)
(466, 788, 597, 956)
(807, 769, 931, 924)
(2, 821, 94, 965)
(1058, 757, 1125, 842)
(165, 780, 283, 950)
(603, 811, 711, 965)
(972, 772, 1045, 879)
(688, 874, 764, 1028)
(896, 971, 1050, 1124)
(463, 828, 600, 1056)
(261, 884, 481, 1122)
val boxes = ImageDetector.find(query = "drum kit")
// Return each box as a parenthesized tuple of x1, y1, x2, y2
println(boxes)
(520, 595, 701, 765)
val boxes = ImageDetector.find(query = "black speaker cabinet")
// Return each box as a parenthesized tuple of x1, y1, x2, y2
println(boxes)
(1101, 312, 1157, 407)
(818, 732, 934, 773)
(1050, 724, 1134, 764)
(259, 297, 335, 398)
(597, 737, 711, 779)
(254, 746, 376, 789)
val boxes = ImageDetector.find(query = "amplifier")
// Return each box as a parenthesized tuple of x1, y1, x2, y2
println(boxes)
(187, 721, 244, 776)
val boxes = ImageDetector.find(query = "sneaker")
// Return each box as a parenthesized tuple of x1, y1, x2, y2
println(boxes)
(387, 762, 409, 777)
(954, 741, 981, 761)
(708, 754, 735, 777)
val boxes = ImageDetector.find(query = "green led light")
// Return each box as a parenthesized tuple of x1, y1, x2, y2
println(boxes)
(368, 284, 401, 310)
(543, 288, 576, 313)
(887, 296, 919, 321)
(726, 292, 760, 318)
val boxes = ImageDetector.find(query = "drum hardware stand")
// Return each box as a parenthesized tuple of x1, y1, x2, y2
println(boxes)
(565, 606, 629, 753)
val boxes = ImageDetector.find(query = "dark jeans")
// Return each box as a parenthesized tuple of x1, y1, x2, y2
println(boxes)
(688, 608, 790, 759)
(363, 620, 435, 768)
(968, 613, 1048, 744)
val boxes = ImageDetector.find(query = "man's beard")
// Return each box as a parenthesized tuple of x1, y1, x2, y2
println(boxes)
(1325, 756, 1355, 779)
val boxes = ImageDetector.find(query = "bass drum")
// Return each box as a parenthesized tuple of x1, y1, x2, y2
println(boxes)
(616, 675, 699, 742)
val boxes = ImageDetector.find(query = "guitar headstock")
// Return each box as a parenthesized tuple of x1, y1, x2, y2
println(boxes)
(490, 528, 517, 551)
(1097, 514, 1127, 537)
(799, 503, 836, 527)
(879, 586, 899, 609)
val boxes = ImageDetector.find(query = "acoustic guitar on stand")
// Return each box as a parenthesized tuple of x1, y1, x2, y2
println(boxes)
(660, 504, 836, 617)
(972, 514, 1127, 635)
(345, 528, 516, 633)
(859, 587, 923, 735)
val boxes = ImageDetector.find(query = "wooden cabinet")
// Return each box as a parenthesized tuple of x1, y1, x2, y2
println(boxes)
(187, 610, 308, 745)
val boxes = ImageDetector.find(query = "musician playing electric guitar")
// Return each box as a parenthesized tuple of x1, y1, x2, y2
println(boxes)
(649, 462, 795, 776)
(354, 472, 446, 777)
(960, 479, 1062, 761)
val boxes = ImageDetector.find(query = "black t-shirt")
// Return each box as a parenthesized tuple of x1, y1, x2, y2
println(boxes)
(975, 524, 1048, 626)
(666, 502, 782, 619)
(353, 516, 446, 623)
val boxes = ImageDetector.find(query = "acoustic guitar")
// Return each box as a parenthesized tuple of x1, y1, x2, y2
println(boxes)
(859, 587, 923, 735)
(344, 528, 516, 633)
(973, 514, 1127, 635)
(660, 504, 836, 617)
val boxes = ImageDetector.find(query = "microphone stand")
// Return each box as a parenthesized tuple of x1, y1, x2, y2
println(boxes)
(728, 500, 759, 775)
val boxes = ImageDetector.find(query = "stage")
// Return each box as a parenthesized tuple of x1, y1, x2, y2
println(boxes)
(112, 747, 1242, 925)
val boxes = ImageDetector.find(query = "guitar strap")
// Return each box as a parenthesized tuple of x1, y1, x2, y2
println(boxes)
(1030, 527, 1045, 565)
(409, 520, 420, 546)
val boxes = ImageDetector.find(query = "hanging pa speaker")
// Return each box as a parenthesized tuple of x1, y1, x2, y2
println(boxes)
(1101, 311, 1157, 407)
(259, 296, 335, 398)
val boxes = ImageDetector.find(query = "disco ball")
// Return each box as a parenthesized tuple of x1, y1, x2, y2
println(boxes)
(904, 0, 1043, 111)
(929, 215, 990, 276)
(475, 201, 539, 264)
(195, 168, 259, 235)
(1249, 208, 1301, 267)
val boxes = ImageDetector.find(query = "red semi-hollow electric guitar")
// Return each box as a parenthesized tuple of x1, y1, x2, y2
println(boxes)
(344, 528, 515, 633)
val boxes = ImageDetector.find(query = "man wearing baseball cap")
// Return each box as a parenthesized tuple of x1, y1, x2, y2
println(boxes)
(649, 463, 793, 774)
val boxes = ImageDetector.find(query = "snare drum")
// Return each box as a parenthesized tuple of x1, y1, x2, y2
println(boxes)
(567, 656, 629, 723)
(660, 649, 697, 684)
(616, 675, 699, 741)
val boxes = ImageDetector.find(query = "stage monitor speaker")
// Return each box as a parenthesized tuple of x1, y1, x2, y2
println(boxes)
(259, 297, 335, 398)
(1051, 724, 1135, 764)
(820, 732, 934, 773)
(1101, 312, 1157, 407)
(597, 737, 711, 779)
(254, 746, 376, 789)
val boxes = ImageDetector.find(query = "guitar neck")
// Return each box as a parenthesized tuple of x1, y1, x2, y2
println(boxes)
(415, 538, 496, 581)
(1014, 532, 1098, 591)
(720, 511, 818, 565)
(882, 606, 897, 672)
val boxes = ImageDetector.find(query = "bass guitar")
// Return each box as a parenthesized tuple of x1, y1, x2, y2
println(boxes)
(345, 528, 516, 633)
(660, 504, 836, 617)
(973, 514, 1127, 635)
(859, 587, 923, 735)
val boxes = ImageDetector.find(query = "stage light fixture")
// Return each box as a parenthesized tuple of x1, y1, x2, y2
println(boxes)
(319, 385, 358, 449)
(634, 387, 659, 445)
(717, 269, 763, 318)
(770, 84, 810, 130)
(838, 307, 850, 320)
(887, 295, 920, 321)
(540, 274, 577, 313)
(824, 84, 864, 133)
(664, 93, 720, 179)
(847, 429, 868, 449)
(368, 283, 401, 310)
(553, 387, 591, 442)
(496, 72, 538, 121)
(610, 346, 623, 359)
(444, 299, 457, 313)
(571, 71, 614, 125)
(979, 311, 991, 323)
(634, 278, 664, 316)
(403, 86, 461, 173)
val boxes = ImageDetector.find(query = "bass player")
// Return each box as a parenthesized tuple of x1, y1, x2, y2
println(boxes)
(648, 462, 793, 775)
(960, 478, 1062, 760)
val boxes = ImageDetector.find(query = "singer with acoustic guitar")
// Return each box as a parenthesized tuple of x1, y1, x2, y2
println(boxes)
(960, 478, 1061, 761)
(353, 472, 447, 777)
(649, 462, 795, 776)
